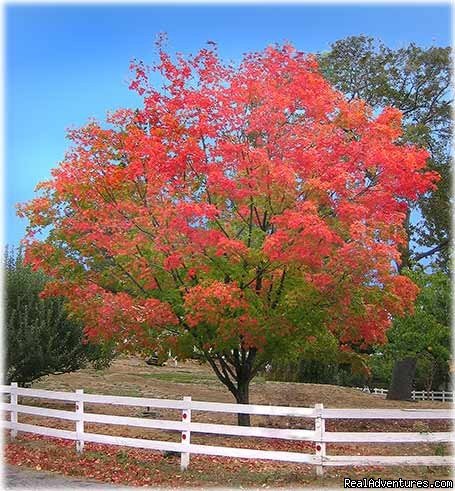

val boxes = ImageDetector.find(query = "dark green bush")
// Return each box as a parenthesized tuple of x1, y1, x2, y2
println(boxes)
(5, 246, 114, 385)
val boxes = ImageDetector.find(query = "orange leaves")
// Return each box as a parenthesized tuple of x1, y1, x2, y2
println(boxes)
(184, 282, 262, 348)
(184, 281, 248, 328)
(214, 237, 248, 260)
(335, 98, 370, 131)
(385, 275, 420, 317)
(264, 203, 342, 268)
(67, 284, 178, 349)
(372, 107, 403, 140)
(164, 252, 183, 271)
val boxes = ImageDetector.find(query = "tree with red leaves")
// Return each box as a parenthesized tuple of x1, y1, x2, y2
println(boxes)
(19, 40, 437, 425)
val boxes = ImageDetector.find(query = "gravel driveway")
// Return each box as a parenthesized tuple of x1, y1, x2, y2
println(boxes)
(5, 465, 127, 489)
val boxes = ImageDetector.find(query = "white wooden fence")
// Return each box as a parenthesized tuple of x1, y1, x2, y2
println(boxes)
(1, 383, 453, 475)
(357, 387, 454, 402)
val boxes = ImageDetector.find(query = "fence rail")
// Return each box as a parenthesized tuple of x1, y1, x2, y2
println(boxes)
(356, 386, 454, 402)
(1, 383, 453, 474)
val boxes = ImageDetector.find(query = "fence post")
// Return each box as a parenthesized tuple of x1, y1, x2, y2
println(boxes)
(442, 391, 446, 402)
(314, 403, 325, 477)
(10, 382, 18, 440)
(180, 396, 191, 471)
(75, 389, 84, 453)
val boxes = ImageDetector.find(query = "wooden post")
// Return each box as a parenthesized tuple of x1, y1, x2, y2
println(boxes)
(442, 391, 446, 402)
(75, 389, 84, 453)
(10, 382, 18, 440)
(314, 403, 325, 477)
(180, 396, 191, 471)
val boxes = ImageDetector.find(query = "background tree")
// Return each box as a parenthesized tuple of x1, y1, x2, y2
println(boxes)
(265, 356, 369, 387)
(370, 269, 451, 397)
(5, 246, 114, 386)
(19, 41, 436, 424)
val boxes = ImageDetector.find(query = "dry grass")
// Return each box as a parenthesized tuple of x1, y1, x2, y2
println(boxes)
(33, 355, 451, 409)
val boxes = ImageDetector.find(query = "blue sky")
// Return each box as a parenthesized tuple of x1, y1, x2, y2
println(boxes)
(5, 4, 452, 246)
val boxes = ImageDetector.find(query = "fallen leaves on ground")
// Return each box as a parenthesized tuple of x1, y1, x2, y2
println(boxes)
(5, 432, 451, 488)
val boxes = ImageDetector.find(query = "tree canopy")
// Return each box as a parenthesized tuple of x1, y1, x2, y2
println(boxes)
(19, 41, 437, 422)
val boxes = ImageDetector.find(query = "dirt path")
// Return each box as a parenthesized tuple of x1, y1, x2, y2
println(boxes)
(5, 465, 125, 489)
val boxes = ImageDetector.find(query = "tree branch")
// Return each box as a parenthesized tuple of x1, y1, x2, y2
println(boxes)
(271, 268, 287, 309)
(412, 239, 449, 263)
(204, 352, 237, 395)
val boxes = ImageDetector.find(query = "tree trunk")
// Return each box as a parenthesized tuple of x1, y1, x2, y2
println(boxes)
(396, 207, 411, 273)
(387, 357, 416, 400)
(235, 378, 251, 426)
(424, 359, 436, 393)
(202, 348, 257, 427)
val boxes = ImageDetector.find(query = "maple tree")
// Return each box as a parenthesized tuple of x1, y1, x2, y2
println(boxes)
(19, 40, 438, 425)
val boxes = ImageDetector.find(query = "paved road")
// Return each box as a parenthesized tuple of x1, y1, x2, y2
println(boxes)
(4, 465, 127, 489)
